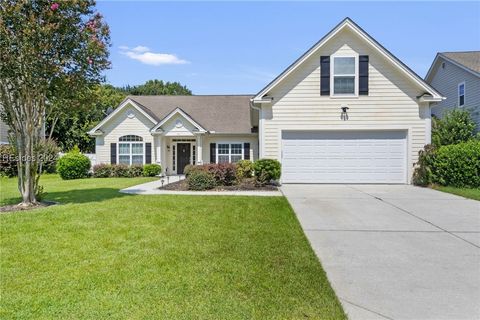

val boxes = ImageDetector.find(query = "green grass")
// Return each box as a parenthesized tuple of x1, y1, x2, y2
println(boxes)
(0, 175, 345, 319)
(432, 185, 480, 201)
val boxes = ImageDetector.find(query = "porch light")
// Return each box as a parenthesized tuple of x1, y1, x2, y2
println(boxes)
(341, 105, 349, 121)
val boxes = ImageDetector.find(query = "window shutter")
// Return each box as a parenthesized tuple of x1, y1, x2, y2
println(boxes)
(359, 55, 369, 95)
(110, 143, 117, 164)
(145, 143, 152, 164)
(320, 56, 330, 96)
(210, 143, 216, 163)
(243, 143, 250, 160)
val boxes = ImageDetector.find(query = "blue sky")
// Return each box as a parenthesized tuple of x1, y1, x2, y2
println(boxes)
(97, 1, 480, 94)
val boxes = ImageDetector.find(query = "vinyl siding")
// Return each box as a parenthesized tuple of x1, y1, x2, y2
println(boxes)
(95, 103, 155, 164)
(0, 118, 9, 143)
(428, 58, 480, 130)
(261, 28, 430, 183)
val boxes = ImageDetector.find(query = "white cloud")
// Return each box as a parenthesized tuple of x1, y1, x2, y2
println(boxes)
(119, 45, 189, 66)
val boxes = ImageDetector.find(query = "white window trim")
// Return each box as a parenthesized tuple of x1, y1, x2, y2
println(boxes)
(118, 142, 145, 165)
(216, 142, 244, 164)
(330, 54, 359, 98)
(458, 81, 465, 107)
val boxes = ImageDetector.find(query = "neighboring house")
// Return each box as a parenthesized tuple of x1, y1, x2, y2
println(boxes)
(89, 18, 443, 184)
(425, 51, 480, 130)
(0, 118, 9, 144)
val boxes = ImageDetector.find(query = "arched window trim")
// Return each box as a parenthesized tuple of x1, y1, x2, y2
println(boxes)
(119, 135, 143, 142)
(118, 135, 144, 165)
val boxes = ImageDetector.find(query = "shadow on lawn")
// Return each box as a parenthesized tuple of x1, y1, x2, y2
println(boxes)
(2, 188, 132, 206)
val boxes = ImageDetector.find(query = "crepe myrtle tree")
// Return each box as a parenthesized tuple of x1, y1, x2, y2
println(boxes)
(0, 0, 110, 205)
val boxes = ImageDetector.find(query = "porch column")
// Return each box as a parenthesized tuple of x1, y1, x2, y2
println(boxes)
(196, 134, 203, 165)
(161, 136, 168, 173)
(154, 135, 162, 164)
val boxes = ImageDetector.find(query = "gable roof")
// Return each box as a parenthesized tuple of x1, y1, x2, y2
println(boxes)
(253, 17, 443, 101)
(127, 95, 254, 134)
(151, 107, 207, 133)
(425, 51, 480, 81)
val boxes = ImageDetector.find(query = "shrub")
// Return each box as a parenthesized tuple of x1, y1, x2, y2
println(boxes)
(143, 164, 161, 177)
(254, 159, 281, 185)
(111, 164, 129, 177)
(37, 139, 60, 173)
(236, 160, 254, 180)
(433, 140, 480, 188)
(208, 163, 237, 186)
(184, 164, 199, 177)
(56, 146, 91, 180)
(187, 170, 216, 191)
(412, 145, 437, 186)
(93, 164, 112, 178)
(432, 109, 476, 147)
(0, 144, 17, 177)
(128, 164, 144, 177)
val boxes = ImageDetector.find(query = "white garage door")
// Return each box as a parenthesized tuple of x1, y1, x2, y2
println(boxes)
(282, 131, 407, 184)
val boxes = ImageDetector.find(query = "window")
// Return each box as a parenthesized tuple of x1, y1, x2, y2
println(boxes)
(172, 145, 176, 171)
(192, 145, 196, 164)
(332, 56, 356, 95)
(118, 135, 144, 165)
(458, 82, 465, 106)
(217, 143, 243, 163)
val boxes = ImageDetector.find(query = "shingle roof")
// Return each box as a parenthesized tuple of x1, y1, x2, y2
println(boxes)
(441, 51, 480, 74)
(128, 95, 254, 134)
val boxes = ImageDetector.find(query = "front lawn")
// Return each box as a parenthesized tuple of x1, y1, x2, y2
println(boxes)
(0, 175, 345, 319)
(432, 185, 480, 201)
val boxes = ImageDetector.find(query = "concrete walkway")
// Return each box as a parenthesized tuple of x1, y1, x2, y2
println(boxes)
(281, 184, 480, 320)
(120, 176, 282, 196)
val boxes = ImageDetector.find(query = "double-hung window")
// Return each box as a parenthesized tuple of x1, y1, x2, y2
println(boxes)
(458, 82, 465, 107)
(217, 143, 243, 163)
(332, 56, 356, 95)
(118, 135, 144, 165)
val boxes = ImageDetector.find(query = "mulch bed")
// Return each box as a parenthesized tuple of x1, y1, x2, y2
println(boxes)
(159, 178, 278, 192)
(0, 201, 57, 214)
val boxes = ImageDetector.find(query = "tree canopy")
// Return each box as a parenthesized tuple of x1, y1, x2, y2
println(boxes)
(0, 0, 110, 205)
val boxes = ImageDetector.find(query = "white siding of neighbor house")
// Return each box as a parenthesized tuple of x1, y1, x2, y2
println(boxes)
(95, 103, 155, 164)
(428, 58, 480, 130)
(0, 118, 9, 143)
(260, 28, 430, 183)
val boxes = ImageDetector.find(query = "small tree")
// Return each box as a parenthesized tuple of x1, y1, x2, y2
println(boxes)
(0, 0, 110, 205)
(432, 109, 476, 147)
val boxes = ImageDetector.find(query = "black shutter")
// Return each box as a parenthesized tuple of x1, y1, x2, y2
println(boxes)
(210, 143, 216, 163)
(110, 143, 117, 164)
(145, 143, 152, 164)
(320, 56, 330, 96)
(359, 55, 369, 95)
(243, 143, 250, 160)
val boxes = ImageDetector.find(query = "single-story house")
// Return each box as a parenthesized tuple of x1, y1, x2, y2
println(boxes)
(425, 51, 480, 130)
(89, 18, 444, 184)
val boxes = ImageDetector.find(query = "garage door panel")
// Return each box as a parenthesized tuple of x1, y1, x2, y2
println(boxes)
(281, 130, 407, 184)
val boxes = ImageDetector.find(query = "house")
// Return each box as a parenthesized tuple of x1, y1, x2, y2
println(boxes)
(89, 18, 444, 184)
(0, 118, 9, 144)
(425, 51, 480, 130)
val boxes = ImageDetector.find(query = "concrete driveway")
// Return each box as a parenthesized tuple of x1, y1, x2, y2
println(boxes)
(281, 185, 480, 320)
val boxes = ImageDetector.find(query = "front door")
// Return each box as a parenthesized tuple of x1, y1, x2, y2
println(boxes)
(176, 143, 190, 174)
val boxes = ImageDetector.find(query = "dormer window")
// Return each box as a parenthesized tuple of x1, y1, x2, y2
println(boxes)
(332, 56, 357, 96)
(458, 82, 465, 107)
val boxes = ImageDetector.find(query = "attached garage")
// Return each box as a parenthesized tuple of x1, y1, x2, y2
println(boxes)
(281, 131, 407, 184)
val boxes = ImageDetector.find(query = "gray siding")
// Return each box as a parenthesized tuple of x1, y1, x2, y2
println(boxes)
(0, 118, 9, 144)
(428, 58, 480, 131)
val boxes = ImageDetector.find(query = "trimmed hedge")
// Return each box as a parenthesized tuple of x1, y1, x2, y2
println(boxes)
(433, 140, 480, 188)
(187, 170, 216, 191)
(143, 164, 161, 177)
(56, 147, 91, 180)
(254, 159, 281, 185)
(413, 140, 480, 188)
(185, 163, 237, 186)
(0, 144, 17, 177)
(236, 160, 254, 180)
(92, 164, 112, 178)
